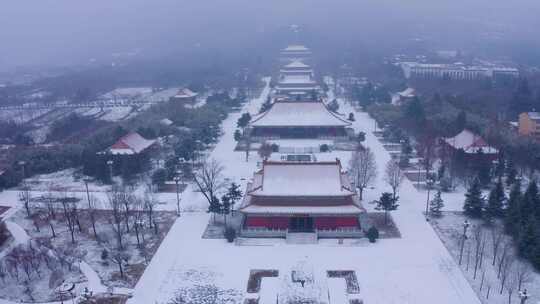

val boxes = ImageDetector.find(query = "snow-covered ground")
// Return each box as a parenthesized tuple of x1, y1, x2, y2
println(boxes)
(98, 106, 134, 121)
(431, 213, 540, 304)
(0, 108, 50, 124)
(0, 77, 486, 304)
(125, 78, 483, 304)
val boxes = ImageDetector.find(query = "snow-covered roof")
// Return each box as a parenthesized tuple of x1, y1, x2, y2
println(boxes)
(109, 132, 157, 155)
(279, 75, 315, 85)
(239, 204, 363, 215)
(398, 88, 415, 98)
(526, 112, 540, 121)
(284, 60, 311, 69)
(250, 101, 351, 128)
(443, 129, 498, 154)
(173, 88, 198, 99)
(283, 45, 310, 52)
(160, 118, 173, 126)
(248, 160, 355, 197)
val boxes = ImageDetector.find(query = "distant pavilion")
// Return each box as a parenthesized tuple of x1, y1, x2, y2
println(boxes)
(280, 45, 312, 62)
(275, 60, 319, 97)
(249, 100, 351, 139)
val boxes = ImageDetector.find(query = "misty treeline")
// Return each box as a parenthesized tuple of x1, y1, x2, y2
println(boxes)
(367, 80, 540, 178)
(0, 78, 257, 190)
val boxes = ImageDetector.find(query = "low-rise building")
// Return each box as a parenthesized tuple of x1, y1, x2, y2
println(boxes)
(107, 132, 157, 155)
(169, 88, 198, 103)
(518, 112, 540, 139)
(441, 129, 498, 159)
(280, 45, 312, 62)
(401, 62, 519, 81)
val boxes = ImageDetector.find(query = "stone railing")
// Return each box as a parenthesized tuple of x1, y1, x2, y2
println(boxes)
(240, 227, 287, 238)
(316, 227, 363, 238)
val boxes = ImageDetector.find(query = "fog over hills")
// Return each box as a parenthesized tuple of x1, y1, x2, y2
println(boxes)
(1, 0, 540, 70)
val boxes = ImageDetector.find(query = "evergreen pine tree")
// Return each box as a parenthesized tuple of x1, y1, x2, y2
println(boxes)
(485, 179, 506, 223)
(375, 192, 399, 225)
(429, 190, 444, 217)
(505, 158, 517, 187)
(463, 178, 485, 218)
(518, 215, 539, 263)
(220, 194, 231, 226)
(207, 195, 221, 223)
(475, 149, 492, 186)
(504, 180, 522, 236)
(521, 181, 539, 224)
(494, 152, 505, 179)
(226, 182, 243, 212)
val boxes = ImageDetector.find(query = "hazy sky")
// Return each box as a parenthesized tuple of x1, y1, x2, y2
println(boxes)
(1, 0, 540, 70)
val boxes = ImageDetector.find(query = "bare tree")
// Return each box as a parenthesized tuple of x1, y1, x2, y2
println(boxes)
(514, 259, 533, 291)
(497, 242, 512, 279)
(108, 186, 126, 250)
(193, 158, 226, 207)
(384, 160, 404, 200)
(491, 227, 505, 266)
(349, 148, 377, 200)
(59, 193, 79, 244)
(472, 225, 485, 279)
(133, 197, 146, 248)
(499, 256, 514, 294)
(110, 250, 130, 279)
(257, 142, 273, 160)
(44, 183, 57, 220)
(144, 190, 157, 230)
(417, 132, 437, 183)
(87, 195, 99, 240)
(18, 186, 32, 217)
(120, 189, 134, 233)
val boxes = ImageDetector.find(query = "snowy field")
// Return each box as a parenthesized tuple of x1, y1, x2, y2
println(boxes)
(0, 108, 50, 124)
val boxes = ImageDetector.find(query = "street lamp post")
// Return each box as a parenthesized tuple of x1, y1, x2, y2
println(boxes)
(18, 161, 27, 184)
(458, 220, 470, 265)
(106, 160, 114, 184)
(425, 177, 435, 220)
(173, 175, 182, 217)
(83, 178, 92, 208)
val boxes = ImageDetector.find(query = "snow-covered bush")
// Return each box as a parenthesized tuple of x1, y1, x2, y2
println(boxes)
(224, 227, 236, 243)
(366, 226, 379, 243)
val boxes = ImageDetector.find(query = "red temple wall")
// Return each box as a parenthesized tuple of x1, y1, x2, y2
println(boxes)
(315, 217, 359, 229)
(245, 216, 359, 229)
(245, 216, 289, 229)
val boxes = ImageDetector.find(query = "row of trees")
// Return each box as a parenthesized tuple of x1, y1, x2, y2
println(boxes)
(18, 184, 164, 279)
(463, 178, 540, 270)
(457, 223, 533, 303)
(0, 239, 85, 301)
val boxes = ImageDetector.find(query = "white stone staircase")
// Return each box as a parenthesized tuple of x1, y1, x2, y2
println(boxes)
(286, 232, 318, 244)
